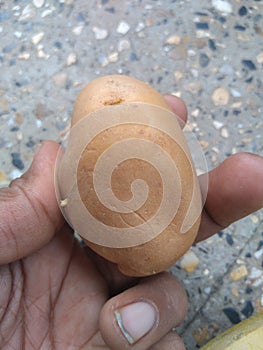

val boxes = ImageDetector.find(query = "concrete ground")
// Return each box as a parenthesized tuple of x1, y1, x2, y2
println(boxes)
(0, 0, 263, 348)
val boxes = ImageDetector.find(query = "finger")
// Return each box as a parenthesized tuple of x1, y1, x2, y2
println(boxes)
(84, 247, 139, 296)
(196, 152, 263, 242)
(0, 141, 64, 264)
(99, 272, 188, 350)
(149, 331, 186, 350)
(164, 94, 188, 127)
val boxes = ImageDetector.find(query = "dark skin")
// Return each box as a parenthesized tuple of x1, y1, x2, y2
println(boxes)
(0, 96, 262, 349)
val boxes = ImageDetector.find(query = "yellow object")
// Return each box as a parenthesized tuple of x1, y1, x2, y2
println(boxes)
(202, 312, 263, 350)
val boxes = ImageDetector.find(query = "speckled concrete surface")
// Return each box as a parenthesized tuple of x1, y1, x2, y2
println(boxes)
(0, 1, 263, 349)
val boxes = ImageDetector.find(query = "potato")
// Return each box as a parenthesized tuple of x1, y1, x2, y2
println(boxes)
(57, 75, 202, 277)
(71, 74, 171, 126)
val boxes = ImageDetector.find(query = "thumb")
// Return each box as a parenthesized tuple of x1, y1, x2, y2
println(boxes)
(99, 273, 188, 350)
(0, 141, 64, 264)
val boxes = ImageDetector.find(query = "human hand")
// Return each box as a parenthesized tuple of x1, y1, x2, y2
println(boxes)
(0, 96, 262, 350)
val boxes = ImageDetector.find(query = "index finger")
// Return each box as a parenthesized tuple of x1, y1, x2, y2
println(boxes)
(164, 94, 188, 128)
(0, 141, 65, 264)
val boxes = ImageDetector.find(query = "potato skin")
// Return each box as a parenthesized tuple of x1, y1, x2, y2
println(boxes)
(86, 217, 201, 276)
(71, 75, 201, 277)
(72, 75, 171, 126)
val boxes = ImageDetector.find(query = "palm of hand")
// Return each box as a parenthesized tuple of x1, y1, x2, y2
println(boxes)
(0, 230, 109, 349)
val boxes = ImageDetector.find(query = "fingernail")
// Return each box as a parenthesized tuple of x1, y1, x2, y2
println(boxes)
(115, 301, 157, 345)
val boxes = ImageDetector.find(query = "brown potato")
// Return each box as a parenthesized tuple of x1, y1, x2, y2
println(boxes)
(59, 75, 202, 277)
(71, 75, 171, 126)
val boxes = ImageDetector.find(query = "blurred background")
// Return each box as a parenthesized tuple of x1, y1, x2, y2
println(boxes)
(0, 0, 262, 348)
